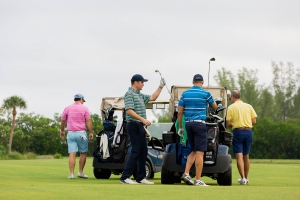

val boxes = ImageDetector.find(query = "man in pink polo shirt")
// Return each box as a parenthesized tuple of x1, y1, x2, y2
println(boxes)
(60, 94, 94, 179)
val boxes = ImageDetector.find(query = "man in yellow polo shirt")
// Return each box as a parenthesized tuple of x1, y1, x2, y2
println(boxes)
(226, 90, 257, 185)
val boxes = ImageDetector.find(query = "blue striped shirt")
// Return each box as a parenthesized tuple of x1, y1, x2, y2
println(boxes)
(124, 87, 150, 122)
(178, 86, 215, 121)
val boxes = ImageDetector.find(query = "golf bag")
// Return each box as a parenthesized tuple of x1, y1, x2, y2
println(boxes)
(112, 121, 131, 163)
(177, 140, 191, 167)
(113, 112, 130, 163)
(93, 122, 115, 163)
(204, 123, 219, 166)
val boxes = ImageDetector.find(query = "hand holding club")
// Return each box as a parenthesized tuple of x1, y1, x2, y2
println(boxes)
(159, 78, 166, 88)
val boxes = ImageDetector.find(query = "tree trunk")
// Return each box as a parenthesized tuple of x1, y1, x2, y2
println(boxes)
(8, 109, 17, 153)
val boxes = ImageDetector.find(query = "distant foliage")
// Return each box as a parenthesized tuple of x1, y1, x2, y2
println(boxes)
(151, 106, 172, 123)
(250, 118, 300, 159)
(8, 151, 23, 160)
(0, 112, 102, 157)
(24, 152, 37, 159)
(53, 153, 63, 159)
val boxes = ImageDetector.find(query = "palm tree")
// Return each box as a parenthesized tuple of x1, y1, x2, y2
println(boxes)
(2, 96, 27, 153)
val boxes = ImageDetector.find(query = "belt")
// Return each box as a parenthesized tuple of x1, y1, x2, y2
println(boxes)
(186, 120, 205, 123)
(127, 120, 144, 125)
(68, 130, 86, 132)
(234, 127, 251, 130)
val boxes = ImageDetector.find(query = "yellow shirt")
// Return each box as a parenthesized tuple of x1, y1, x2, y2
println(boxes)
(226, 100, 257, 129)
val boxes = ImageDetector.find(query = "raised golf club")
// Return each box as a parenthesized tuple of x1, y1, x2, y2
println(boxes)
(155, 70, 171, 96)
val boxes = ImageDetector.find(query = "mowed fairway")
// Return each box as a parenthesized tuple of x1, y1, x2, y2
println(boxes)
(0, 158, 299, 200)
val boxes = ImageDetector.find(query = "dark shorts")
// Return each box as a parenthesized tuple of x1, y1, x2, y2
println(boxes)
(185, 122, 207, 152)
(232, 129, 253, 155)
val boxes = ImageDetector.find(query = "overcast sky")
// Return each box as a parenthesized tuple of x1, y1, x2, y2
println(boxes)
(1, 0, 300, 119)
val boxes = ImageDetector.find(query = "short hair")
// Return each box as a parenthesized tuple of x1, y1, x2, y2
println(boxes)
(231, 90, 241, 99)
(74, 98, 81, 101)
(193, 80, 203, 84)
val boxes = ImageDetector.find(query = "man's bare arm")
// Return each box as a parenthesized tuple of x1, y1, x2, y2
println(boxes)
(60, 120, 66, 139)
(150, 87, 163, 101)
(226, 120, 232, 127)
(177, 106, 184, 128)
(251, 118, 256, 125)
(60, 120, 66, 132)
(86, 118, 94, 140)
(211, 102, 217, 110)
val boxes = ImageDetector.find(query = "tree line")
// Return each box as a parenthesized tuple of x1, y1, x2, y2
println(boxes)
(0, 112, 103, 156)
(1, 61, 300, 158)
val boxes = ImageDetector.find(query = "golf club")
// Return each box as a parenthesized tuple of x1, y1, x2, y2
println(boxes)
(155, 70, 172, 96)
(155, 70, 173, 118)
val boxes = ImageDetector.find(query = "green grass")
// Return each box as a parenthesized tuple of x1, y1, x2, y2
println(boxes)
(0, 158, 300, 200)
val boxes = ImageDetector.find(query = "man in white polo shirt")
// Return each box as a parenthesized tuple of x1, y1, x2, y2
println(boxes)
(60, 94, 94, 179)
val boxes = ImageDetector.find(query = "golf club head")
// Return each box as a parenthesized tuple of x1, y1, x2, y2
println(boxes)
(155, 70, 163, 78)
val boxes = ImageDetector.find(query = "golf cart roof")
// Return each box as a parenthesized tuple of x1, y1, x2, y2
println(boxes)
(169, 85, 229, 116)
(100, 97, 169, 121)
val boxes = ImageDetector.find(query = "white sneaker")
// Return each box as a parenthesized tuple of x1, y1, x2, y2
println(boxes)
(68, 174, 74, 179)
(77, 172, 88, 179)
(181, 173, 194, 185)
(120, 178, 138, 184)
(238, 178, 249, 185)
(194, 180, 209, 186)
(138, 179, 154, 184)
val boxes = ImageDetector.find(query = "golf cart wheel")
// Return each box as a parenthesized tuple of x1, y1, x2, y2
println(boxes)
(161, 165, 174, 184)
(93, 168, 111, 179)
(145, 161, 154, 179)
(217, 164, 232, 186)
(173, 175, 181, 183)
(149, 171, 155, 179)
(133, 160, 154, 180)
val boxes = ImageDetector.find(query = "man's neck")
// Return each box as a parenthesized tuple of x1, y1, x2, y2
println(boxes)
(131, 86, 140, 91)
(233, 99, 241, 103)
(193, 83, 203, 87)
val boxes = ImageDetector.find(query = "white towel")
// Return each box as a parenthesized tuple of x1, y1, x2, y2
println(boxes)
(99, 134, 110, 159)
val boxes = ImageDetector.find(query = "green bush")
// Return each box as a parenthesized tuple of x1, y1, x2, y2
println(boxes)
(0, 145, 8, 155)
(0, 154, 9, 160)
(24, 152, 37, 159)
(8, 151, 23, 160)
(37, 155, 54, 159)
(53, 153, 63, 159)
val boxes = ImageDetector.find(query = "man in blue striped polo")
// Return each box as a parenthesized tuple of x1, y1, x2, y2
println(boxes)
(177, 74, 217, 186)
(120, 74, 166, 184)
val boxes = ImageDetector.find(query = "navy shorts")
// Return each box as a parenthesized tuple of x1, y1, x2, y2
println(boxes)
(185, 122, 207, 152)
(232, 129, 253, 155)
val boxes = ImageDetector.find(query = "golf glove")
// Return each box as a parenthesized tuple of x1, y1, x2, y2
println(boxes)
(178, 128, 184, 137)
(160, 78, 166, 88)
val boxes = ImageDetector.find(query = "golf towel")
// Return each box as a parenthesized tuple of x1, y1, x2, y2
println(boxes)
(175, 115, 188, 146)
(100, 134, 110, 159)
(113, 117, 123, 147)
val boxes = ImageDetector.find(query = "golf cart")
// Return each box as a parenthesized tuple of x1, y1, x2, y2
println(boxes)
(152, 85, 233, 185)
(92, 97, 168, 180)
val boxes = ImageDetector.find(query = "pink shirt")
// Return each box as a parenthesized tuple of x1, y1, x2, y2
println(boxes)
(61, 102, 91, 131)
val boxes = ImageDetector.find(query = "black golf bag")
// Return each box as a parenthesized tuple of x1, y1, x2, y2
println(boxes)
(204, 122, 219, 166)
(112, 121, 131, 163)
